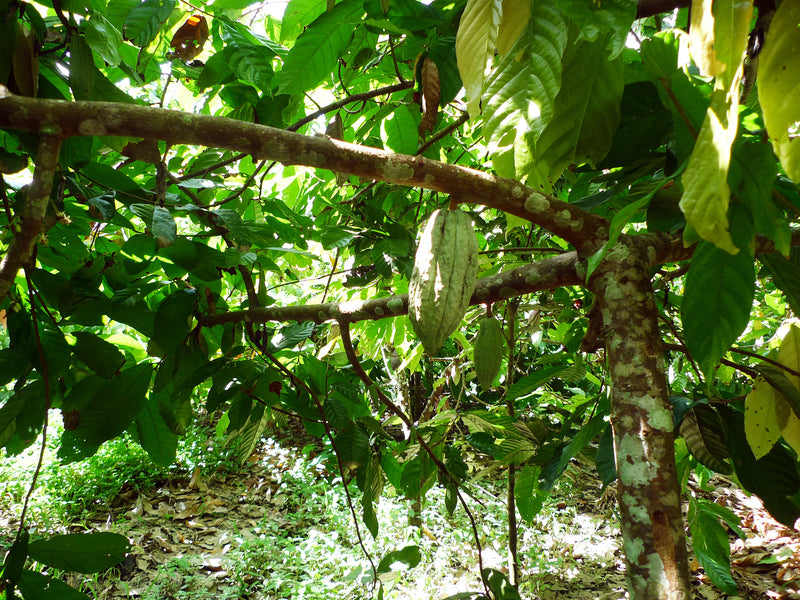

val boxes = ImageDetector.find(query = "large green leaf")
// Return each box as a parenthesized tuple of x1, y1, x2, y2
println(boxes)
(17, 570, 90, 600)
(123, 0, 175, 48)
(455, 0, 497, 118)
(528, 30, 624, 189)
(514, 463, 547, 524)
(135, 394, 179, 465)
(73, 363, 153, 446)
(281, 0, 327, 43)
(377, 545, 421, 573)
(482, 2, 567, 179)
(27, 532, 130, 574)
(729, 140, 788, 254)
(72, 331, 126, 379)
(380, 104, 418, 155)
(760, 252, 800, 318)
(153, 289, 197, 354)
(278, 0, 363, 94)
(681, 240, 755, 377)
(758, 0, 800, 183)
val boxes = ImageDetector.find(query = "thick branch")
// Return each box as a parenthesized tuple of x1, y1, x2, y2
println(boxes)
(0, 134, 62, 300)
(0, 87, 609, 250)
(199, 251, 583, 327)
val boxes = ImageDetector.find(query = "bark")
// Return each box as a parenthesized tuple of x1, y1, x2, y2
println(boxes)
(0, 135, 61, 299)
(0, 87, 608, 251)
(587, 238, 690, 599)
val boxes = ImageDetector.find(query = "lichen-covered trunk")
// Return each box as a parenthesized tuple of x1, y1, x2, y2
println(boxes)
(589, 241, 690, 600)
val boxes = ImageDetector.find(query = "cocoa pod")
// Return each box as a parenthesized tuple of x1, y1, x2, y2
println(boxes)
(473, 316, 505, 389)
(408, 208, 479, 355)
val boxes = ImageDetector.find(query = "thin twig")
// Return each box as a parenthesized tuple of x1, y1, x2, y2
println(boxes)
(18, 271, 52, 536)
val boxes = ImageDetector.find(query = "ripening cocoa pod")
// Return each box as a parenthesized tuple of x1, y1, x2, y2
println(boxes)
(473, 316, 505, 389)
(408, 208, 479, 355)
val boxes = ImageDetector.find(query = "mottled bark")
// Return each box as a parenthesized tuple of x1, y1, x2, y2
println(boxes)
(587, 238, 690, 600)
(0, 135, 61, 299)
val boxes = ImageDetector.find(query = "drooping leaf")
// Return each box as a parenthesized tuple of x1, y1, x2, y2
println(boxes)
(27, 532, 130, 574)
(680, 0, 753, 252)
(278, 0, 363, 94)
(380, 103, 418, 155)
(745, 379, 781, 460)
(73, 363, 153, 446)
(759, 0, 800, 182)
(85, 13, 124, 67)
(71, 331, 126, 379)
(514, 463, 546, 524)
(123, 0, 175, 48)
(455, 0, 497, 117)
(17, 569, 91, 600)
(760, 252, 800, 318)
(377, 545, 421, 573)
(681, 240, 755, 377)
(153, 289, 197, 354)
(680, 404, 732, 473)
(528, 30, 624, 189)
(135, 394, 179, 465)
(483, 3, 567, 178)
(151, 206, 177, 248)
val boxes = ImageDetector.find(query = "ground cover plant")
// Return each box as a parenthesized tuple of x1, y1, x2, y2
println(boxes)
(2, 0, 800, 598)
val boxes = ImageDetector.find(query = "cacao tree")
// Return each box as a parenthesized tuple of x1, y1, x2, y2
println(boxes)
(1, 0, 799, 599)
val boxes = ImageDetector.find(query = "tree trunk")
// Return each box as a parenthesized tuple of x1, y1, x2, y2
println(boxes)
(587, 239, 690, 600)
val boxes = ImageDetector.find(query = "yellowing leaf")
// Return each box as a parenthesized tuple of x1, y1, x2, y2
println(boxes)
(759, 0, 800, 183)
(496, 0, 528, 58)
(777, 323, 800, 388)
(689, 0, 725, 76)
(456, 0, 498, 117)
(775, 394, 800, 456)
(744, 379, 780, 459)
(689, 0, 753, 81)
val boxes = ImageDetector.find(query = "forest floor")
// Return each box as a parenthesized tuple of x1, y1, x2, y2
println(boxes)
(2, 423, 800, 600)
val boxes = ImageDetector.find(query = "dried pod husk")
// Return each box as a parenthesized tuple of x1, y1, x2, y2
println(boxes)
(473, 316, 506, 390)
(408, 209, 479, 355)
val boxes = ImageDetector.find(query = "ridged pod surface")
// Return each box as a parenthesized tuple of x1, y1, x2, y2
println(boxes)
(409, 209, 479, 355)
(473, 317, 506, 389)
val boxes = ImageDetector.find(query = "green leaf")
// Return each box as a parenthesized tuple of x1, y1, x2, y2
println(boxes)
(455, 0, 496, 117)
(377, 545, 421, 573)
(151, 206, 177, 248)
(17, 569, 91, 600)
(679, 404, 731, 473)
(759, 0, 800, 183)
(0, 348, 29, 386)
(514, 463, 546, 524)
(556, 0, 636, 58)
(280, 0, 327, 43)
(721, 407, 800, 527)
(483, 3, 567, 178)
(528, 30, 624, 189)
(27, 532, 130, 574)
(72, 331, 126, 379)
(69, 35, 96, 100)
(278, 0, 363, 94)
(333, 422, 370, 466)
(729, 141, 788, 254)
(3, 530, 29, 583)
(760, 252, 800, 318)
(482, 568, 521, 600)
(123, 0, 175, 48)
(73, 363, 153, 446)
(380, 104, 418, 155)
(507, 365, 573, 402)
(84, 13, 123, 67)
(681, 240, 755, 377)
(153, 289, 197, 354)
(135, 394, 179, 465)
(640, 28, 688, 80)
